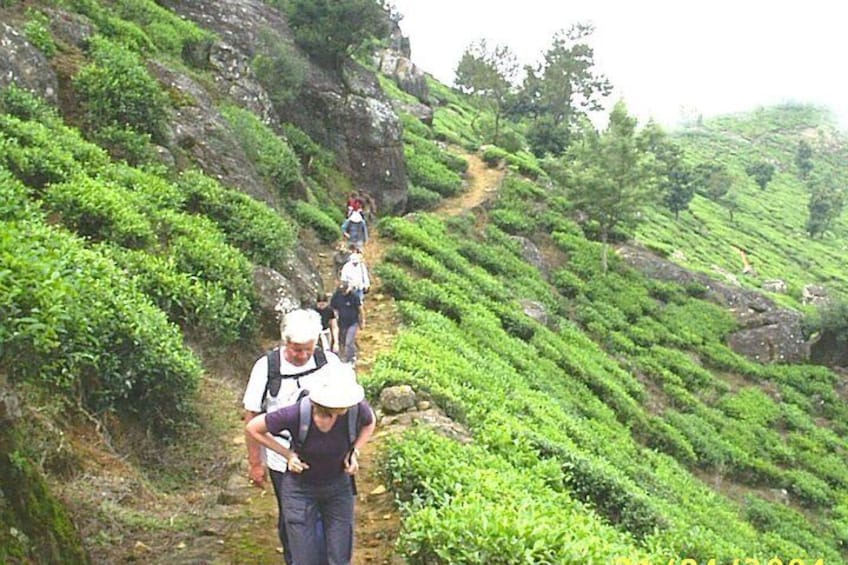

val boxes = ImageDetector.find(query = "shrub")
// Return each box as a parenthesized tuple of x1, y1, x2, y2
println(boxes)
(220, 104, 302, 197)
(177, 170, 295, 267)
(73, 36, 169, 140)
(253, 29, 307, 107)
(482, 145, 508, 167)
(406, 184, 441, 211)
(87, 123, 156, 165)
(111, 0, 213, 60)
(24, 9, 57, 58)
(404, 145, 463, 196)
(44, 174, 156, 248)
(0, 116, 83, 188)
(290, 200, 341, 243)
(0, 219, 201, 434)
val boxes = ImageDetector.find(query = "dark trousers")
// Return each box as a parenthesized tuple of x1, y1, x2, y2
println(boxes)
(270, 469, 294, 565)
(281, 473, 355, 565)
(338, 323, 359, 363)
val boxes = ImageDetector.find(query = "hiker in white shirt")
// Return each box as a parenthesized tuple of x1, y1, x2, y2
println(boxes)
(340, 251, 370, 303)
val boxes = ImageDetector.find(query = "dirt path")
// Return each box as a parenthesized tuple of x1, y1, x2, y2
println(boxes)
(177, 149, 504, 565)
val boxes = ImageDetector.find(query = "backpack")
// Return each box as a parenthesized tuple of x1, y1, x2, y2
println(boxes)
(261, 346, 327, 411)
(294, 392, 360, 450)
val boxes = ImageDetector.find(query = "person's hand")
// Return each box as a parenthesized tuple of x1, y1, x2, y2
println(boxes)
(331, 345, 339, 353)
(344, 451, 360, 475)
(248, 462, 267, 488)
(288, 454, 310, 474)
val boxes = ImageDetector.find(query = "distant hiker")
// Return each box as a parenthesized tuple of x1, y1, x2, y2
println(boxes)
(242, 309, 342, 565)
(312, 292, 339, 353)
(341, 211, 368, 251)
(340, 251, 371, 304)
(346, 191, 364, 217)
(246, 364, 375, 565)
(330, 280, 364, 365)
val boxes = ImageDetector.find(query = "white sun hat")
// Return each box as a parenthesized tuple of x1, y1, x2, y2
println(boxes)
(308, 363, 364, 408)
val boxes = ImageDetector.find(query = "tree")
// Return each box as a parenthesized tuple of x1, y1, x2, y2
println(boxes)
(745, 160, 775, 190)
(806, 172, 845, 238)
(692, 162, 739, 222)
(795, 139, 814, 180)
(454, 40, 519, 144)
(564, 101, 656, 272)
(637, 121, 694, 220)
(284, 0, 389, 69)
(515, 24, 612, 157)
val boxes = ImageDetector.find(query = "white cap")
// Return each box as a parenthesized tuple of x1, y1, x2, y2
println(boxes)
(281, 309, 322, 343)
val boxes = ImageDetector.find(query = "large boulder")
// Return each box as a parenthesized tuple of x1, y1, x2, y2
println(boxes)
(0, 22, 58, 104)
(163, 0, 408, 216)
(619, 245, 809, 364)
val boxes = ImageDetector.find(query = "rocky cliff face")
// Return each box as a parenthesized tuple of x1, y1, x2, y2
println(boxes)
(159, 0, 408, 215)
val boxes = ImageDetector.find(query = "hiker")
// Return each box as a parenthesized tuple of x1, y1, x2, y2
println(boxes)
(330, 280, 364, 365)
(245, 364, 375, 565)
(339, 251, 370, 304)
(312, 292, 339, 353)
(341, 211, 368, 251)
(345, 191, 364, 218)
(242, 308, 342, 565)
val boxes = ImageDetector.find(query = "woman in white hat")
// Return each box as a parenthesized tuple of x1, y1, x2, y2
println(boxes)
(246, 364, 375, 565)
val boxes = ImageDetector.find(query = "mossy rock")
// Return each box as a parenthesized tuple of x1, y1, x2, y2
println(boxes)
(0, 424, 89, 564)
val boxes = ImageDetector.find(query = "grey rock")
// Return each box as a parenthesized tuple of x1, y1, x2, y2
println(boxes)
(379, 385, 416, 414)
(0, 22, 58, 105)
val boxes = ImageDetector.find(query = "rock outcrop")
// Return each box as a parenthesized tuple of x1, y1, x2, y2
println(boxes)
(619, 245, 809, 364)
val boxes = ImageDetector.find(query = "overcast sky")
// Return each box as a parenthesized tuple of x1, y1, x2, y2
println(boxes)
(390, 0, 848, 129)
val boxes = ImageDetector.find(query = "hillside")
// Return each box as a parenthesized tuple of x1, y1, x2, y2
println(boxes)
(2, 1, 848, 564)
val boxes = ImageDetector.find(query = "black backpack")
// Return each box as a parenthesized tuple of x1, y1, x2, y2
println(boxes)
(261, 346, 328, 411)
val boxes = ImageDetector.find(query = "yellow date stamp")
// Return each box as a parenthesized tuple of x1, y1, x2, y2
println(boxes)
(615, 559, 825, 565)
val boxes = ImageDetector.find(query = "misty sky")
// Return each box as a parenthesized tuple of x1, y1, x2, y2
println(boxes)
(390, 0, 848, 129)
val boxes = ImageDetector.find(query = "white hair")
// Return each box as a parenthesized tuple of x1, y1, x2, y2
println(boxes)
(281, 309, 322, 344)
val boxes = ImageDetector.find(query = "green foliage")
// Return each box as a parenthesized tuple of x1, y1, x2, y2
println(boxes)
(745, 160, 776, 190)
(86, 123, 156, 166)
(795, 139, 814, 179)
(176, 169, 295, 267)
(281, 0, 389, 68)
(253, 28, 308, 107)
(406, 184, 441, 211)
(44, 174, 156, 248)
(220, 104, 302, 198)
(404, 144, 463, 196)
(73, 36, 169, 141)
(290, 200, 341, 243)
(156, 210, 256, 341)
(24, 9, 57, 58)
(0, 219, 201, 433)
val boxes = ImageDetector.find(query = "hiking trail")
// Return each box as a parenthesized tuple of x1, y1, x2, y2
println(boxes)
(140, 148, 504, 564)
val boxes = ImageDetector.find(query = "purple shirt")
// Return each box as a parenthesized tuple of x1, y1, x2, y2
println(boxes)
(265, 400, 374, 484)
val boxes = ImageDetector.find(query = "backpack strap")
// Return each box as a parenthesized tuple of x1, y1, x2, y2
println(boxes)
(295, 398, 361, 449)
(297, 394, 312, 447)
(261, 346, 329, 412)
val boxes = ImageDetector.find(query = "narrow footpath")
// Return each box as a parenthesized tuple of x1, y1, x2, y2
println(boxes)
(176, 148, 504, 565)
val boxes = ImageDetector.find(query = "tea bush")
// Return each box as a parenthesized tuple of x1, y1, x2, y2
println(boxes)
(291, 200, 341, 243)
(221, 104, 302, 198)
(0, 218, 200, 434)
(73, 36, 169, 141)
(177, 169, 295, 267)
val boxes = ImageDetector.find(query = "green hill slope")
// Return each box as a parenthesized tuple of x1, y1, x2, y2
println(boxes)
(363, 97, 848, 562)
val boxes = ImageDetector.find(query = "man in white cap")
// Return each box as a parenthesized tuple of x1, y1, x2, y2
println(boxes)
(246, 363, 375, 565)
(340, 210, 368, 251)
(242, 308, 342, 564)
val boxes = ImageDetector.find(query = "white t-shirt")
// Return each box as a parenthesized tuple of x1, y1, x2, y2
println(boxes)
(243, 349, 341, 471)
(340, 260, 370, 290)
